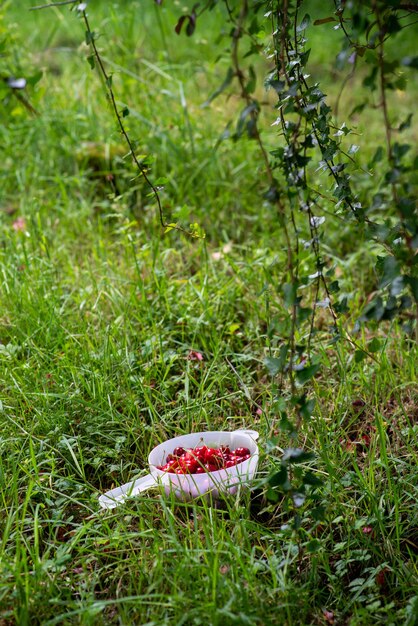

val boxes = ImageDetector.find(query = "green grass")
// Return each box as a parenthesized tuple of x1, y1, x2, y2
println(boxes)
(0, 1, 417, 625)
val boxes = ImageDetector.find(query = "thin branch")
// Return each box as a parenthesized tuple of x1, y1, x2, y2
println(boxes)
(31, 2, 200, 237)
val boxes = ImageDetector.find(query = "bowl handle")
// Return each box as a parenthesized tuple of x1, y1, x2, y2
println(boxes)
(233, 429, 259, 440)
(99, 473, 157, 510)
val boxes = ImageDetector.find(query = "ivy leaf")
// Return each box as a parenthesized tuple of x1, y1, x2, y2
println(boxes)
(266, 77, 286, 94)
(360, 296, 384, 322)
(297, 14, 310, 32)
(306, 539, 321, 553)
(354, 350, 367, 363)
(282, 448, 315, 464)
(376, 255, 400, 289)
(295, 363, 320, 385)
(85, 30, 95, 45)
(406, 277, 418, 302)
(368, 338, 381, 353)
(264, 345, 288, 376)
(398, 113, 413, 132)
(303, 471, 322, 486)
(296, 395, 316, 420)
(268, 466, 291, 490)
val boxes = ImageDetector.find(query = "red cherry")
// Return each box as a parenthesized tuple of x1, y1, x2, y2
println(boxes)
(205, 463, 218, 473)
(234, 447, 250, 457)
(165, 458, 180, 471)
(182, 451, 197, 463)
(225, 459, 237, 468)
(194, 446, 208, 460)
(205, 448, 223, 467)
(184, 459, 199, 473)
(172, 447, 186, 457)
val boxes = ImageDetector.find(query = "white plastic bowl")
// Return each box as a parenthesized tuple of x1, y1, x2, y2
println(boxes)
(99, 429, 259, 509)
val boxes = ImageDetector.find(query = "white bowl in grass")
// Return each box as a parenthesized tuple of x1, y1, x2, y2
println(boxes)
(99, 429, 259, 509)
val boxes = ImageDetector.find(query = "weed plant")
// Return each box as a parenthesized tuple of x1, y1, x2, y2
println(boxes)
(0, 2, 417, 625)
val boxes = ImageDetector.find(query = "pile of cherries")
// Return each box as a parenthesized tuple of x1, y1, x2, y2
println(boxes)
(156, 444, 251, 474)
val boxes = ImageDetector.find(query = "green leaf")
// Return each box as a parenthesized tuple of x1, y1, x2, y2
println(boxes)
(245, 65, 256, 95)
(306, 539, 321, 553)
(297, 395, 316, 420)
(26, 71, 43, 87)
(369, 146, 384, 167)
(283, 282, 297, 307)
(311, 505, 326, 521)
(300, 49, 311, 66)
(303, 471, 322, 486)
(406, 277, 418, 302)
(368, 338, 381, 353)
(154, 177, 169, 186)
(295, 363, 320, 385)
(354, 350, 367, 363)
(360, 296, 384, 322)
(265, 357, 281, 376)
(266, 77, 286, 94)
(329, 280, 340, 294)
(202, 67, 234, 106)
(399, 113, 413, 132)
(87, 55, 95, 70)
(264, 345, 288, 376)
(122, 106, 130, 118)
(85, 30, 95, 45)
(376, 255, 400, 289)
(282, 448, 315, 464)
(268, 466, 291, 490)
(401, 56, 418, 70)
(279, 413, 297, 434)
(297, 14, 310, 32)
